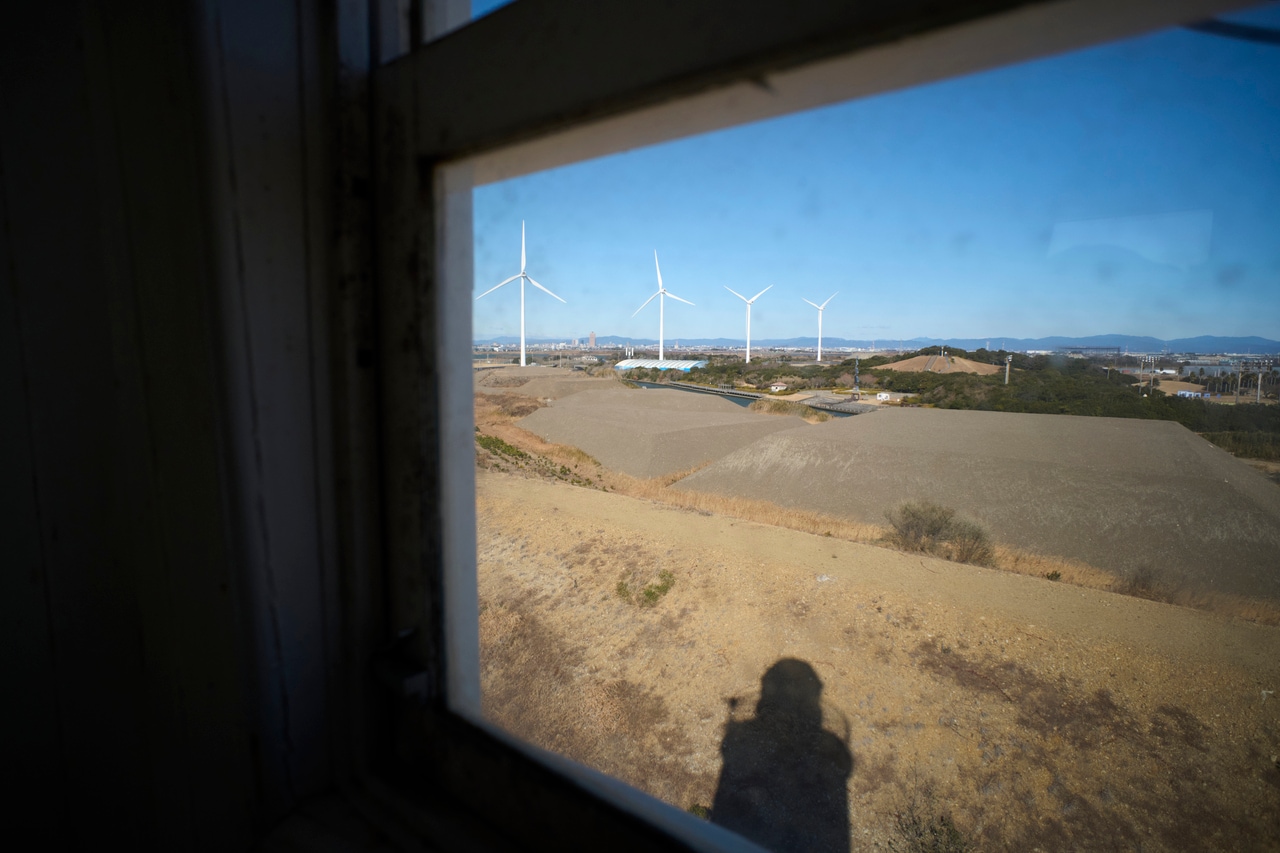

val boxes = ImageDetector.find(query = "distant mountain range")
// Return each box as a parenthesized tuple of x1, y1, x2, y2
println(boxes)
(473, 333, 1280, 354)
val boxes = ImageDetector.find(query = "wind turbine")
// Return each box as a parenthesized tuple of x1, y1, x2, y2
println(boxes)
(802, 293, 837, 362)
(632, 251, 693, 361)
(724, 284, 772, 363)
(475, 221, 565, 367)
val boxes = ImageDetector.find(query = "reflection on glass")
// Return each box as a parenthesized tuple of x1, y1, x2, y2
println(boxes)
(473, 6, 1280, 850)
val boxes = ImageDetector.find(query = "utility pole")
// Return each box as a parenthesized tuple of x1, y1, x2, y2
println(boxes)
(1250, 360, 1272, 404)
(1235, 361, 1241, 405)
(1004, 354, 1012, 385)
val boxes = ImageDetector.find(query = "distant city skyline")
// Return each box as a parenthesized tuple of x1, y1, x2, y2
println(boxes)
(471, 326, 1280, 350)
(473, 4, 1280, 344)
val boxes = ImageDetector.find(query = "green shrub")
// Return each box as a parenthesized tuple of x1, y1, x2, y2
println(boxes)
(1045, 570, 1062, 581)
(1200, 430, 1280, 461)
(475, 432, 528, 460)
(619, 570, 675, 608)
(640, 569, 676, 607)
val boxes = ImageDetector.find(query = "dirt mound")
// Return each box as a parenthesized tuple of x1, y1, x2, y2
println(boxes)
(879, 354, 1001, 375)
(674, 408, 1280, 600)
(517, 387, 801, 478)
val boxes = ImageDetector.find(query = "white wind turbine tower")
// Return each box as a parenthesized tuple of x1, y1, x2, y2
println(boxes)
(724, 284, 772, 363)
(633, 250, 694, 360)
(802, 293, 837, 362)
(474, 221, 565, 367)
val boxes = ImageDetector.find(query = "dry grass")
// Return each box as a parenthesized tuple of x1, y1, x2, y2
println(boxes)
(475, 391, 546, 421)
(993, 546, 1280, 625)
(626, 472, 884, 542)
(747, 397, 832, 423)
(992, 546, 1117, 588)
(474, 393, 1280, 626)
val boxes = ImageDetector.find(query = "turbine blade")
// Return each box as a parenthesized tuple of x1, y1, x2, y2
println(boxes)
(654, 250, 663, 290)
(749, 284, 773, 303)
(521, 221, 526, 272)
(665, 291, 695, 307)
(476, 273, 521, 300)
(632, 290, 660, 316)
(526, 276, 566, 303)
(724, 286, 748, 302)
(802, 298, 820, 310)
(820, 292, 838, 309)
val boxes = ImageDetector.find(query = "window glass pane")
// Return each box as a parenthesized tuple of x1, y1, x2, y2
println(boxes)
(472, 0, 515, 20)
(427, 0, 517, 42)
(473, 6, 1280, 850)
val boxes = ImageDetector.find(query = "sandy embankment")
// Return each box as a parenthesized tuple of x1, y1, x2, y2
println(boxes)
(517, 387, 800, 478)
(478, 473, 1280, 851)
(674, 408, 1280, 601)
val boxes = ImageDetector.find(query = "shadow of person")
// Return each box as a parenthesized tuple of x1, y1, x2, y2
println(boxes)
(710, 659, 853, 853)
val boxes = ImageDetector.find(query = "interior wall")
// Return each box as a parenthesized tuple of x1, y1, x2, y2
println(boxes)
(0, 2, 348, 844)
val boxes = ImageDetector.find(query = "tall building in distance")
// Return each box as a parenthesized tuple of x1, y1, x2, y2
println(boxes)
(588, 331, 596, 349)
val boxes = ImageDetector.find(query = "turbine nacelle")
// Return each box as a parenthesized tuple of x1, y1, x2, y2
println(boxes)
(802, 292, 836, 312)
(725, 284, 772, 305)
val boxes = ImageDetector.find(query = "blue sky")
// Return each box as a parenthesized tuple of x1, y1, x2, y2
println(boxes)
(472, 4, 1280, 344)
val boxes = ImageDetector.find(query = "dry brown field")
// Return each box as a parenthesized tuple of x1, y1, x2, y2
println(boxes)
(879, 355, 1001, 375)
(1154, 379, 1205, 395)
(473, 368, 1280, 851)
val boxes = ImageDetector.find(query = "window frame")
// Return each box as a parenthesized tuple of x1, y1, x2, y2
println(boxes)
(360, 0, 1254, 847)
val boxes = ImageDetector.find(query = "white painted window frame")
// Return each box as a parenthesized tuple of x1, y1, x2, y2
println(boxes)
(370, 0, 1251, 846)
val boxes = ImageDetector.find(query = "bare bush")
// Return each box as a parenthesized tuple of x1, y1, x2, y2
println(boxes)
(886, 502, 957, 552)
(946, 519, 995, 567)
(885, 501, 994, 567)
(747, 398, 831, 423)
(889, 784, 974, 853)
(1115, 564, 1165, 601)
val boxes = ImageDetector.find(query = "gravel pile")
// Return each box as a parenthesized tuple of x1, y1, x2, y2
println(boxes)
(518, 387, 803, 478)
(674, 407, 1280, 599)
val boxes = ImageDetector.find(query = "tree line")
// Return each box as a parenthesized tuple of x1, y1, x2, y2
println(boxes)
(647, 348, 1280, 458)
